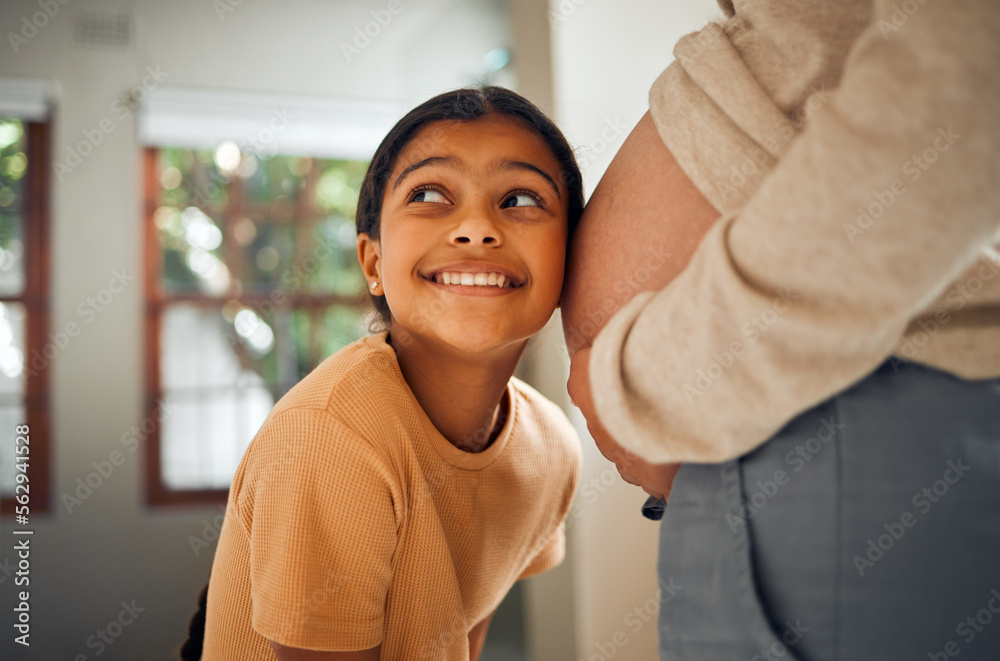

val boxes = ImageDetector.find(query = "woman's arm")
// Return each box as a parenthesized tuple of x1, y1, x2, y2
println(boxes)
(269, 641, 381, 660)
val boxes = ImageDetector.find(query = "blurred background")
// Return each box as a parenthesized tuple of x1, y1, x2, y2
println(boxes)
(0, 0, 718, 658)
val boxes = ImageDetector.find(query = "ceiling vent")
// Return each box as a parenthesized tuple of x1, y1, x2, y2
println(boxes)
(74, 12, 132, 50)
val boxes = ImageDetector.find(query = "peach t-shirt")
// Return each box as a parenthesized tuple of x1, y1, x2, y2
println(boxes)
(203, 332, 580, 660)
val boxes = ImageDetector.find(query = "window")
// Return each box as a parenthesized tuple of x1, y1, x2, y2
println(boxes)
(143, 144, 370, 505)
(0, 118, 51, 515)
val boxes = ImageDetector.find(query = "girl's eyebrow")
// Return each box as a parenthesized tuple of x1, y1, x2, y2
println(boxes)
(494, 161, 561, 199)
(392, 156, 458, 192)
(391, 156, 562, 199)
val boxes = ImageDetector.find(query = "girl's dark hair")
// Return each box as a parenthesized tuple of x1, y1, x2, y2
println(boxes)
(179, 582, 208, 661)
(355, 86, 585, 324)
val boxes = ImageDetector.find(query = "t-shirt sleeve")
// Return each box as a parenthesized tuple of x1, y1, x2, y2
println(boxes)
(234, 407, 400, 651)
(518, 412, 580, 581)
(518, 521, 566, 580)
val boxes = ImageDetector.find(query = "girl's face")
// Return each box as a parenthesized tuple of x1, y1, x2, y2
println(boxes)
(358, 115, 570, 357)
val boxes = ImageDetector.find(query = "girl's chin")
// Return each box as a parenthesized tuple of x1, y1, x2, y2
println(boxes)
(435, 332, 521, 356)
(395, 324, 535, 357)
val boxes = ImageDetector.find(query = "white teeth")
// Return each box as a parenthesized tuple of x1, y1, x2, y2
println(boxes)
(434, 271, 515, 288)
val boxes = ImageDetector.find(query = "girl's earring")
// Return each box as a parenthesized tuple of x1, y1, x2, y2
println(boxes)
(370, 281, 379, 291)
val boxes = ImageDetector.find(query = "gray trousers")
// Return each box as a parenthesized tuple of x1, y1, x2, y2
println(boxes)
(657, 360, 1000, 661)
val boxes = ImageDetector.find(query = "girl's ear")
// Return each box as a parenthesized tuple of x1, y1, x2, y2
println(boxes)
(357, 233, 382, 291)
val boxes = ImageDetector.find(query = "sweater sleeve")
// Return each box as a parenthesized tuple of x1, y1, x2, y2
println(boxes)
(590, 0, 1000, 463)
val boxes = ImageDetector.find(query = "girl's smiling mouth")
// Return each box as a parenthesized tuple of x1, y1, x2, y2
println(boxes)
(421, 262, 525, 292)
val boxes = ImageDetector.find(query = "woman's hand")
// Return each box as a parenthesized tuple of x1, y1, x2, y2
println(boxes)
(568, 346, 680, 500)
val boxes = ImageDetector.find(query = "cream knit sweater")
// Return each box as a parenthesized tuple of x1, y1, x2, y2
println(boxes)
(591, 0, 1000, 463)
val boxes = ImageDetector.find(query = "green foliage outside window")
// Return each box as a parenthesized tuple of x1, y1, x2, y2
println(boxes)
(155, 146, 371, 415)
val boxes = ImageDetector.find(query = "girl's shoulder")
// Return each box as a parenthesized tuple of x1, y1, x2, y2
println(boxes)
(508, 377, 582, 464)
(273, 331, 402, 416)
(250, 332, 410, 451)
(231, 333, 408, 500)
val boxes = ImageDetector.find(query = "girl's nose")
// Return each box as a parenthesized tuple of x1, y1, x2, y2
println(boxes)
(449, 213, 504, 246)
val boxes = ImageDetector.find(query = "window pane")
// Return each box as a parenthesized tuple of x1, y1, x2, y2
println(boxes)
(313, 159, 368, 220)
(302, 215, 366, 297)
(242, 152, 303, 207)
(159, 149, 229, 214)
(0, 301, 25, 395)
(155, 148, 367, 296)
(156, 204, 229, 295)
(235, 217, 296, 292)
(160, 303, 275, 489)
(0, 401, 26, 497)
(161, 386, 272, 490)
(314, 304, 369, 360)
(158, 300, 367, 491)
(162, 304, 257, 389)
(0, 299, 26, 496)
(0, 119, 26, 297)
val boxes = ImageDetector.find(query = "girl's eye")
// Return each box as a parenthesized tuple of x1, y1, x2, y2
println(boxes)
(500, 192, 541, 209)
(411, 188, 448, 204)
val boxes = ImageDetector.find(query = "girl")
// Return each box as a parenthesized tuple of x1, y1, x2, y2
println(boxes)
(191, 86, 584, 660)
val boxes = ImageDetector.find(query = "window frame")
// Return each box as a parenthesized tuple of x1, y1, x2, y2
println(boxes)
(1, 120, 52, 516)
